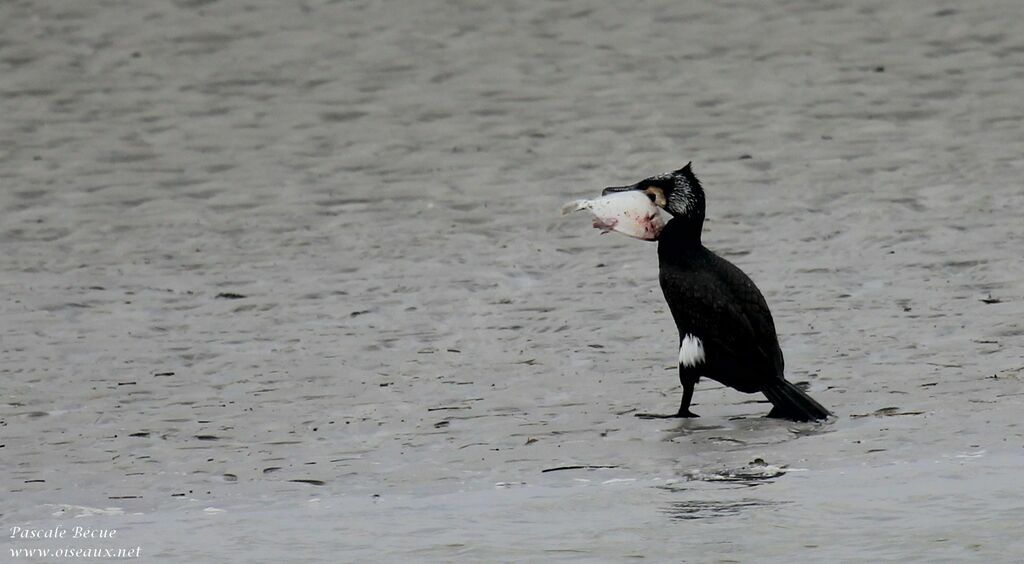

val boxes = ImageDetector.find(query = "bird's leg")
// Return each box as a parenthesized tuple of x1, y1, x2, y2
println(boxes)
(636, 370, 700, 419)
(675, 376, 699, 418)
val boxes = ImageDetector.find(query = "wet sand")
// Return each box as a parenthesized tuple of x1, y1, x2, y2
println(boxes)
(3, 0, 1024, 561)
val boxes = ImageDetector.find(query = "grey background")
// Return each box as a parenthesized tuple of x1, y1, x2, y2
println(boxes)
(2, 0, 1023, 561)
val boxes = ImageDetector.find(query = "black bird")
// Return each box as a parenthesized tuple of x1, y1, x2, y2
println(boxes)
(603, 163, 831, 422)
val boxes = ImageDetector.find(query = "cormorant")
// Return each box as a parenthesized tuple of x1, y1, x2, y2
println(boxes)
(603, 163, 831, 422)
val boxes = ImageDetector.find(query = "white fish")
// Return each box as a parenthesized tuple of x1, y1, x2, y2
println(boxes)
(561, 190, 666, 241)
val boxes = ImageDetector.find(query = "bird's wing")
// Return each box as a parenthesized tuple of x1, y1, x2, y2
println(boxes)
(704, 252, 785, 375)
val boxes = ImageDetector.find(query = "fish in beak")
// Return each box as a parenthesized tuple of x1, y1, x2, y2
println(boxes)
(603, 182, 668, 209)
(561, 190, 666, 241)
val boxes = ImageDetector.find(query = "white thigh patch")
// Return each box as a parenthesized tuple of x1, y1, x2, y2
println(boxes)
(678, 334, 705, 367)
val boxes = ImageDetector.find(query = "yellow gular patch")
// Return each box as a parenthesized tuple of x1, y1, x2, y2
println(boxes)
(644, 187, 667, 208)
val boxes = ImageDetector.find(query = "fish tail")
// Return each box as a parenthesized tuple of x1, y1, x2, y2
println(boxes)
(560, 199, 588, 216)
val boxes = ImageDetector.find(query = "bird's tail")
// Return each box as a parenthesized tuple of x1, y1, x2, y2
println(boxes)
(762, 379, 832, 422)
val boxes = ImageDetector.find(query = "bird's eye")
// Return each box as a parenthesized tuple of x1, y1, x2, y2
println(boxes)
(644, 187, 667, 207)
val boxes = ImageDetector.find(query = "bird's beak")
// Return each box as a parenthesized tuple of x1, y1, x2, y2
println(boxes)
(601, 182, 641, 196)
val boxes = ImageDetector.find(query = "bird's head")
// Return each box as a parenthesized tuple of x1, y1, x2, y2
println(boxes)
(602, 162, 705, 223)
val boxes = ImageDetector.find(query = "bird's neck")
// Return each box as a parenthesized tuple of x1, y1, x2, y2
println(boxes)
(657, 217, 705, 263)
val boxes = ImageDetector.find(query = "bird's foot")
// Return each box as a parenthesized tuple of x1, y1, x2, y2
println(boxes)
(635, 410, 699, 419)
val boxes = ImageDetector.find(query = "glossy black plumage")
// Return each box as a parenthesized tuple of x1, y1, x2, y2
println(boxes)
(603, 163, 831, 421)
(658, 222, 782, 395)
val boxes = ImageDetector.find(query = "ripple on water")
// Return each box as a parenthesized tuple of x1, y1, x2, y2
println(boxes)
(662, 498, 782, 521)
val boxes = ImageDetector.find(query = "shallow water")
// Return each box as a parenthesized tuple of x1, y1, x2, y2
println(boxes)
(3, 0, 1024, 561)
